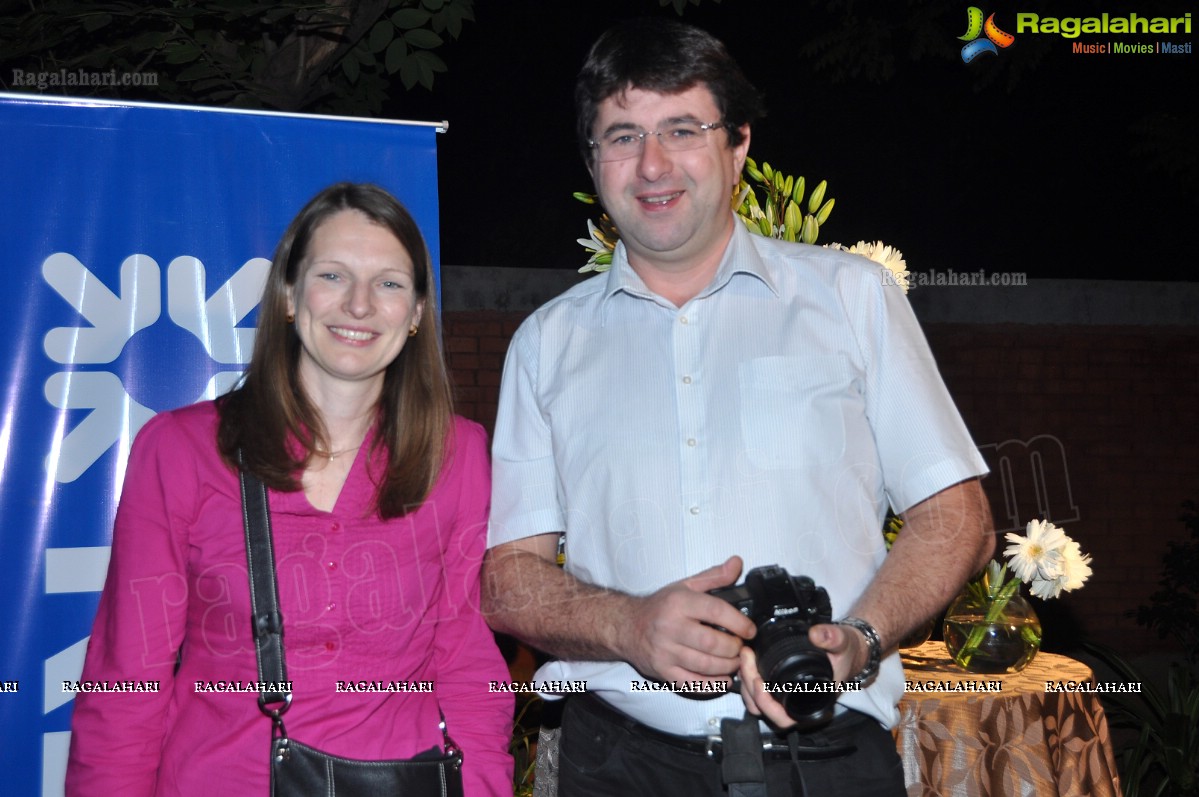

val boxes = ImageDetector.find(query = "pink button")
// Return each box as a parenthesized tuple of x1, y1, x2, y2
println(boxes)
(327, 561, 337, 571)
(330, 522, 341, 531)
(325, 641, 336, 652)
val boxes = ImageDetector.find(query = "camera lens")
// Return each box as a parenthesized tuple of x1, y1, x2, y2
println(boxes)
(756, 621, 837, 728)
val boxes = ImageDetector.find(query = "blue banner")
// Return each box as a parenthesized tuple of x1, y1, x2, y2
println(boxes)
(0, 93, 444, 796)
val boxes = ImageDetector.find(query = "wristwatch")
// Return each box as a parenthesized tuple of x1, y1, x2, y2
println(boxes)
(836, 616, 882, 687)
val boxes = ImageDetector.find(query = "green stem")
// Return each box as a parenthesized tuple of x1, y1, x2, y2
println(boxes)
(952, 576, 1021, 669)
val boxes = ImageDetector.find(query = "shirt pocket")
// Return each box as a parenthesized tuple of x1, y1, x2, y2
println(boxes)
(738, 355, 852, 470)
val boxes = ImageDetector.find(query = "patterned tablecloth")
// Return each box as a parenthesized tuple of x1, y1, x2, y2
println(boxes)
(896, 641, 1121, 796)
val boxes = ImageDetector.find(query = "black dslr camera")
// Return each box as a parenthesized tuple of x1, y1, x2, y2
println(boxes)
(709, 565, 837, 729)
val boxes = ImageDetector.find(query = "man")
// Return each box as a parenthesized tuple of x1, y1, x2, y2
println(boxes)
(484, 18, 994, 796)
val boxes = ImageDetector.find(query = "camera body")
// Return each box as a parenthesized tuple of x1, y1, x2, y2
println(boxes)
(709, 565, 837, 729)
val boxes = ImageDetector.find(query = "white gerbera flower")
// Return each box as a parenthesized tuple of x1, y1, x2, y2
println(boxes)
(1002, 519, 1092, 600)
(842, 240, 910, 294)
(1058, 541, 1093, 592)
(1004, 519, 1069, 582)
(1029, 575, 1064, 600)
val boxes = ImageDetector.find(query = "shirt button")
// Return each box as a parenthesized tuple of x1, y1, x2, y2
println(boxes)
(327, 561, 337, 571)
(708, 717, 719, 728)
(687, 438, 697, 447)
(679, 316, 689, 325)
(325, 641, 336, 652)
(689, 506, 700, 515)
(330, 522, 341, 532)
(326, 602, 336, 612)
(682, 376, 692, 384)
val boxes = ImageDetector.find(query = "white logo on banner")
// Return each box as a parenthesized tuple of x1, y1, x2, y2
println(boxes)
(40, 255, 268, 791)
(41, 253, 269, 483)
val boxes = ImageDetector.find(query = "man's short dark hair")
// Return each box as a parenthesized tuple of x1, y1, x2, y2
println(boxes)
(575, 18, 765, 164)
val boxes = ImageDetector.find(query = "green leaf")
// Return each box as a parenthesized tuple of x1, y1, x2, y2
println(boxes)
(369, 20, 394, 53)
(392, 8, 432, 28)
(342, 53, 360, 83)
(399, 57, 420, 89)
(445, 3, 474, 37)
(82, 13, 112, 33)
(177, 62, 220, 82)
(413, 49, 446, 73)
(126, 30, 171, 53)
(384, 39, 406, 74)
(163, 43, 202, 65)
(422, 0, 446, 10)
(404, 28, 443, 49)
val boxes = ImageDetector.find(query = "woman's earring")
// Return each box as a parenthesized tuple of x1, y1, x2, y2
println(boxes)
(409, 324, 419, 337)
(287, 313, 295, 324)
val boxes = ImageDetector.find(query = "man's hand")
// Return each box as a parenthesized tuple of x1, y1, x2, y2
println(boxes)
(624, 556, 757, 686)
(738, 622, 867, 730)
(740, 478, 995, 730)
(484, 542, 757, 683)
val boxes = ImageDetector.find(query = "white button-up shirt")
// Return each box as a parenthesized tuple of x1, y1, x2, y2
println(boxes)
(490, 220, 988, 734)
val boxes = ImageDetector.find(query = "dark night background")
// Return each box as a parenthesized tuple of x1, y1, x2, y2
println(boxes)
(392, 0, 1196, 281)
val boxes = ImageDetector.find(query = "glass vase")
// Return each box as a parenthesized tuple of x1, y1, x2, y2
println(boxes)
(943, 586, 1042, 674)
(898, 617, 936, 649)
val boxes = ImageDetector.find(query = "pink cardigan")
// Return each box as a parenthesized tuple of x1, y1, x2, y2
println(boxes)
(67, 402, 513, 795)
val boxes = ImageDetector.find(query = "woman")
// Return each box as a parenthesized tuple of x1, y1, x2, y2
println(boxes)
(66, 183, 513, 795)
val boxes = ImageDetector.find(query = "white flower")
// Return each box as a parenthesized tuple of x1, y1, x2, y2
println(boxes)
(829, 240, 910, 294)
(1058, 540, 1093, 591)
(1003, 520, 1092, 600)
(576, 218, 611, 254)
(1004, 519, 1069, 582)
(577, 219, 616, 273)
(1029, 575, 1064, 600)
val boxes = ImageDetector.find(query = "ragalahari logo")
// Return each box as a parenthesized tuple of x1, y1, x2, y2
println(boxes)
(959, 7, 1016, 62)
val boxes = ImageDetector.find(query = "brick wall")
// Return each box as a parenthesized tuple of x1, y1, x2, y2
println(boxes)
(443, 311, 523, 435)
(924, 324, 1198, 657)
(445, 308, 1199, 659)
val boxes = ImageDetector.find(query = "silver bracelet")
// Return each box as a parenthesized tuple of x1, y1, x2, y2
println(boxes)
(836, 616, 882, 687)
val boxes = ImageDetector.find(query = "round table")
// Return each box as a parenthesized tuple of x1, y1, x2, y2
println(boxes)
(896, 641, 1121, 796)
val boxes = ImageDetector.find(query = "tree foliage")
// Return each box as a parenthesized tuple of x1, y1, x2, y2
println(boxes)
(1135, 499, 1199, 665)
(0, 0, 474, 114)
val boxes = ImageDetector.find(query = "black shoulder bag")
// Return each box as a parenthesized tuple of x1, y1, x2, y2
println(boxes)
(238, 460, 465, 796)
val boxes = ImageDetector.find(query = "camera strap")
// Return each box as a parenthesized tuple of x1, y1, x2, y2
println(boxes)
(720, 715, 767, 797)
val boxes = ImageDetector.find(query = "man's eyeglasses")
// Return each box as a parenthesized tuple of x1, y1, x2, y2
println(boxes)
(588, 121, 727, 162)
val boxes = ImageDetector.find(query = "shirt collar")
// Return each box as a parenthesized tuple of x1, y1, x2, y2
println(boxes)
(599, 216, 780, 322)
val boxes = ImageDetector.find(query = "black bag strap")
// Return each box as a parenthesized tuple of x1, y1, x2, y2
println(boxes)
(237, 451, 457, 756)
(237, 452, 292, 718)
